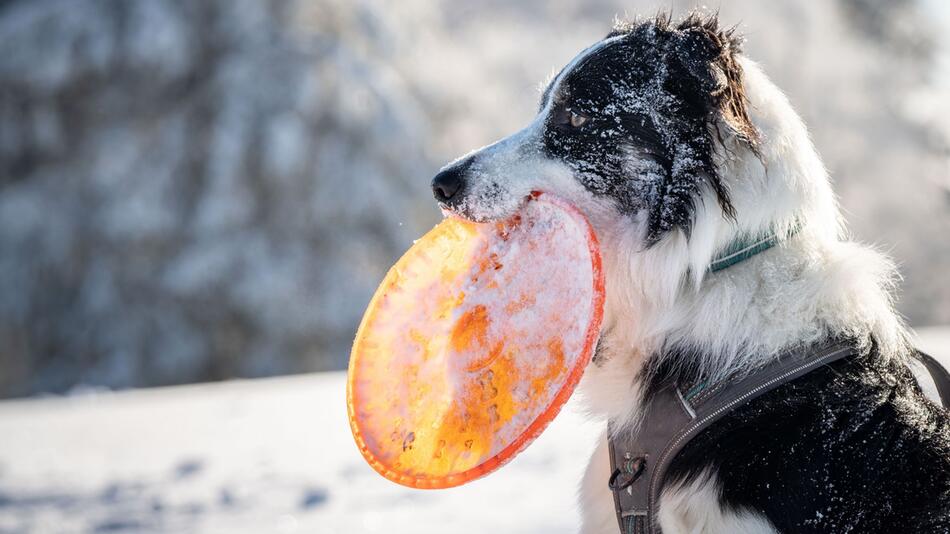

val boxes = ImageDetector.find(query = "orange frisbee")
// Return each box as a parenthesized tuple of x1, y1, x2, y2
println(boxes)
(347, 193, 604, 489)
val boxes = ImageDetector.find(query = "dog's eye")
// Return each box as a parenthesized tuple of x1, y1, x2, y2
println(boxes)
(569, 110, 588, 128)
(553, 107, 589, 129)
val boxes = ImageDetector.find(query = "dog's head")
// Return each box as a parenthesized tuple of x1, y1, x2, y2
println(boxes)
(431, 12, 903, 427)
(432, 13, 758, 247)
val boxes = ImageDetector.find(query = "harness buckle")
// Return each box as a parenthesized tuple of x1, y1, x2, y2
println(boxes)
(608, 455, 646, 492)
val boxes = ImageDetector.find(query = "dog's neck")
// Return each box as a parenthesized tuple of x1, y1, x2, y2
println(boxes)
(578, 58, 909, 430)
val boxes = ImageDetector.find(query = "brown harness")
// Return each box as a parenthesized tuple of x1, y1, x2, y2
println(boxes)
(606, 342, 950, 534)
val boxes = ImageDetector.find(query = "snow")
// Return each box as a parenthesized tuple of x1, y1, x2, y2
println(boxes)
(0, 374, 600, 534)
(1, 328, 948, 533)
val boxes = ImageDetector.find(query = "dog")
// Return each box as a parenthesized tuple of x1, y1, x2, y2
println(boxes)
(430, 12, 950, 534)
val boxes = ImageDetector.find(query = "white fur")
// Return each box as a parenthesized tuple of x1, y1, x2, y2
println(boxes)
(448, 47, 909, 533)
(579, 433, 625, 534)
(656, 472, 778, 534)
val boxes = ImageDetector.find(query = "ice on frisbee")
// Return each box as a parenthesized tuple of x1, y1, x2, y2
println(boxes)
(347, 193, 605, 489)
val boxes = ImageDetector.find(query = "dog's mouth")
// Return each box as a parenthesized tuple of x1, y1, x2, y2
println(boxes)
(439, 191, 541, 225)
(439, 205, 481, 223)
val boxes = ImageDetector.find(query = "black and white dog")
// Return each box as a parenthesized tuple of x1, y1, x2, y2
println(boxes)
(430, 12, 950, 534)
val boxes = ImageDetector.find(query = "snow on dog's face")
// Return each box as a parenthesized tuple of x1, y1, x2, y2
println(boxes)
(432, 14, 757, 244)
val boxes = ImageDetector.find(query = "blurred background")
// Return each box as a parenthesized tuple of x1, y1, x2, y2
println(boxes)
(1, 0, 949, 398)
(0, 0, 948, 532)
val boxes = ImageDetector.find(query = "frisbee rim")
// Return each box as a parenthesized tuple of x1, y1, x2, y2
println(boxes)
(346, 192, 605, 489)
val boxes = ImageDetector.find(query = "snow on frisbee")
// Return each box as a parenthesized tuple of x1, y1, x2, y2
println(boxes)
(347, 192, 604, 489)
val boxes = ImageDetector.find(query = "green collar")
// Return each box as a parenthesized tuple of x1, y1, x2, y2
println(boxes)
(709, 221, 802, 273)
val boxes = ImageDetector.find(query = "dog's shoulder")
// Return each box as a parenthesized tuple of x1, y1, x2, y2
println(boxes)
(667, 343, 950, 532)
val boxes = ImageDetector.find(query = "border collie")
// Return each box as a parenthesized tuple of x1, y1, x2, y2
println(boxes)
(430, 12, 950, 534)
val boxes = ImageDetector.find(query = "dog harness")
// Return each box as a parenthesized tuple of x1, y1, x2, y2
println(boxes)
(606, 342, 950, 534)
(607, 223, 950, 532)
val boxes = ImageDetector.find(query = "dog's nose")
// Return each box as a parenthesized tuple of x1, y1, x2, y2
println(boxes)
(431, 167, 465, 203)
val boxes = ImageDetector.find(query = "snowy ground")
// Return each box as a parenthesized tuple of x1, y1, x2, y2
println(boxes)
(1, 327, 948, 534)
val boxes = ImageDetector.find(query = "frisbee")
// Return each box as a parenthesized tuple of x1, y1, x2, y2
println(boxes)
(347, 192, 604, 489)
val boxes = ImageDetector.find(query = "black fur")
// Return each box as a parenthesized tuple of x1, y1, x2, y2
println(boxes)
(539, 13, 755, 242)
(665, 343, 950, 532)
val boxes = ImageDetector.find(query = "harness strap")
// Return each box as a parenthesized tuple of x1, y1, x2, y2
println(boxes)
(607, 343, 950, 534)
(608, 341, 857, 533)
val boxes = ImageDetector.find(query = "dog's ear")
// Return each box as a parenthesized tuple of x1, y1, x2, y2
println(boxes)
(668, 18, 759, 152)
(671, 26, 727, 96)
